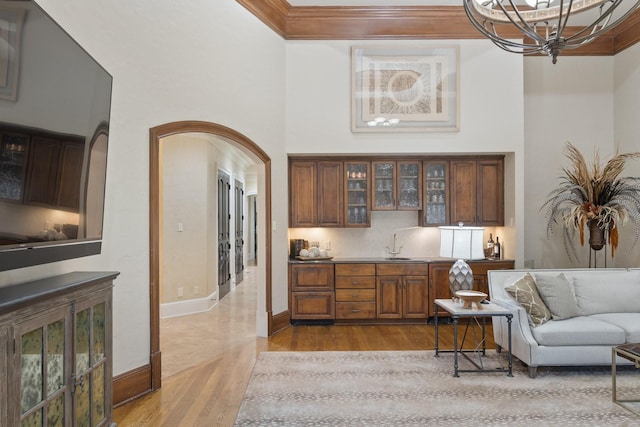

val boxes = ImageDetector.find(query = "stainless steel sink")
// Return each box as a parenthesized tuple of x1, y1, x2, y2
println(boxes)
(384, 257, 412, 261)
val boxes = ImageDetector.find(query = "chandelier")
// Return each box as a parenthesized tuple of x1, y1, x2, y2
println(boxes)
(463, 0, 640, 64)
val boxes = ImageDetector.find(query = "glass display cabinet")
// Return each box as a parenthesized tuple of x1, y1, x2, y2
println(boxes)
(0, 132, 30, 202)
(372, 161, 421, 210)
(423, 161, 449, 226)
(345, 161, 370, 227)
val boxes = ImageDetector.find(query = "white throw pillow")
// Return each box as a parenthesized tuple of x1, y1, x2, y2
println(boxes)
(535, 273, 581, 320)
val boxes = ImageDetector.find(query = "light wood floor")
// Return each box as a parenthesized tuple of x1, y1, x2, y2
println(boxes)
(113, 265, 495, 426)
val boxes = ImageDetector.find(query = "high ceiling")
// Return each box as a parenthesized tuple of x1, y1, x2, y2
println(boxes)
(288, 1, 461, 4)
(237, 0, 640, 57)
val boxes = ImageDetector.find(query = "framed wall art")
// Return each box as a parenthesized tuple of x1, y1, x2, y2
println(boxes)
(351, 46, 459, 132)
(0, 5, 26, 101)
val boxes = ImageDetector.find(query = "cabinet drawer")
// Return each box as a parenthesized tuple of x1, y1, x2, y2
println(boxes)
(336, 302, 376, 319)
(336, 289, 376, 302)
(335, 264, 376, 276)
(335, 276, 376, 289)
(291, 292, 335, 319)
(289, 264, 335, 291)
(376, 263, 428, 276)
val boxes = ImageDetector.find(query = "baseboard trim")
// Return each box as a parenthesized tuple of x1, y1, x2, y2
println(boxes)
(160, 291, 218, 318)
(271, 309, 290, 334)
(113, 364, 152, 407)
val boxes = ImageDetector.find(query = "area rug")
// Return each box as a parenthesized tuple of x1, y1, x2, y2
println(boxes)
(234, 351, 640, 426)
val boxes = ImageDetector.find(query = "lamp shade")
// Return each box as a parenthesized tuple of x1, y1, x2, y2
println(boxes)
(439, 225, 485, 260)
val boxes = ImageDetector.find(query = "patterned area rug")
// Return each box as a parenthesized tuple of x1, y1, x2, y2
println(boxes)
(234, 351, 640, 426)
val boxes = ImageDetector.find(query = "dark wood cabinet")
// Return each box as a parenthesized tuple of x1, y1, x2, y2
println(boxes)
(0, 125, 84, 212)
(289, 161, 317, 227)
(372, 160, 422, 211)
(289, 160, 344, 227)
(344, 161, 370, 227)
(450, 157, 504, 226)
(335, 264, 376, 320)
(428, 260, 515, 316)
(421, 160, 450, 226)
(289, 263, 335, 319)
(24, 137, 84, 212)
(0, 272, 118, 427)
(376, 263, 429, 319)
(0, 131, 30, 202)
(289, 155, 504, 228)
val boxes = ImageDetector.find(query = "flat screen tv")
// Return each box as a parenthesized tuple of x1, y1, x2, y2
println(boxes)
(0, 1, 112, 271)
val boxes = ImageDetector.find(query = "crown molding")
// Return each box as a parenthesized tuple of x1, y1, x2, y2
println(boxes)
(237, 0, 640, 57)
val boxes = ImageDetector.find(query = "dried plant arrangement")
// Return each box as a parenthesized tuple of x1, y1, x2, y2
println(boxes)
(542, 142, 640, 260)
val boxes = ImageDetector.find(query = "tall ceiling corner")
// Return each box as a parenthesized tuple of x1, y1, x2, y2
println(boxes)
(237, 0, 289, 38)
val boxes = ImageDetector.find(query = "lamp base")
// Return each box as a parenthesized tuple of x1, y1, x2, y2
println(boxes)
(448, 258, 474, 296)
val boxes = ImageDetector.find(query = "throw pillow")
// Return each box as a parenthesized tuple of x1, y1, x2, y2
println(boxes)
(505, 273, 552, 327)
(535, 273, 581, 320)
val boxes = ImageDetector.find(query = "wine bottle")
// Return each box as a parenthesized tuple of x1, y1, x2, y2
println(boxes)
(487, 233, 494, 258)
(494, 236, 501, 260)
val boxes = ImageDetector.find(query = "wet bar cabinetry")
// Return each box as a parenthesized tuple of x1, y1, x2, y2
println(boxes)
(421, 161, 449, 226)
(290, 155, 504, 228)
(289, 263, 335, 320)
(344, 162, 371, 227)
(0, 125, 84, 212)
(289, 260, 514, 322)
(450, 157, 504, 226)
(372, 160, 422, 211)
(289, 160, 344, 227)
(376, 263, 429, 319)
(0, 271, 118, 427)
(427, 260, 514, 317)
(335, 264, 376, 320)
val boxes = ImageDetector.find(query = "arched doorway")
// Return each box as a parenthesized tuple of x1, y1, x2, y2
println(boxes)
(149, 121, 272, 390)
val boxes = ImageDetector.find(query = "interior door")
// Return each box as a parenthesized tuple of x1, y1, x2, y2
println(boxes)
(218, 171, 231, 299)
(234, 179, 244, 285)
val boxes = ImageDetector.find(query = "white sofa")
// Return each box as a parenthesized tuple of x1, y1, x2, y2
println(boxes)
(488, 268, 640, 377)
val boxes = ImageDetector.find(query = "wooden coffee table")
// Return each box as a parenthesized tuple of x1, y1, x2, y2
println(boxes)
(612, 343, 640, 415)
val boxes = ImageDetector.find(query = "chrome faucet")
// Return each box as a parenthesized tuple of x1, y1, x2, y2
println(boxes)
(386, 233, 403, 258)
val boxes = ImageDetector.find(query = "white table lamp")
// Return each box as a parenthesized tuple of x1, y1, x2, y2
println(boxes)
(439, 224, 485, 295)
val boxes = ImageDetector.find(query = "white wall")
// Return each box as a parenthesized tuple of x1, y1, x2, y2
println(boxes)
(524, 56, 615, 269)
(285, 40, 525, 263)
(1, 0, 287, 376)
(614, 42, 640, 267)
(161, 138, 210, 304)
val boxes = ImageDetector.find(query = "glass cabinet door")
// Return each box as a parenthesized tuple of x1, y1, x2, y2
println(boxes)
(0, 132, 30, 202)
(18, 315, 69, 427)
(372, 161, 394, 210)
(397, 161, 422, 210)
(74, 301, 107, 427)
(423, 161, 449, 226)
(344, 162, 370, 227)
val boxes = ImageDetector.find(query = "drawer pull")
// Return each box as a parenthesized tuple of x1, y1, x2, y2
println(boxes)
(352, 281, 359, 285)
(351, 294, 359, 297)
(351, 269, 360, 272)
(351, 309, 360, 313)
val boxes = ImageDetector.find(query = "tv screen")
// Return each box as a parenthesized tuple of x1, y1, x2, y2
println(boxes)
(0, 0, 112, 271)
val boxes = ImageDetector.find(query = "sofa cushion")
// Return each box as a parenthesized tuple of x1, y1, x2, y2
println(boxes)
(505, 273, 552, 327)
(590, 313, 640, 343)
(535, 273, 581, 320)
(572, 270, 640, 315)
(531, 316, 626, 346)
